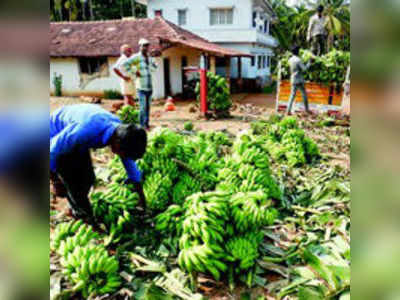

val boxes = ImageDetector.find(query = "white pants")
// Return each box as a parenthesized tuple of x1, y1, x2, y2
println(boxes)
(121, 79, 136, 96)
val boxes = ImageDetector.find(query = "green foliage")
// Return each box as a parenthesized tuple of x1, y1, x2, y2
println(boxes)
(53, 73, 63, 97)
(117, 105, 140, 124)
(104, 89, 123, 100)
(195, 72, 232, 113)
(280, 49, 350, 86)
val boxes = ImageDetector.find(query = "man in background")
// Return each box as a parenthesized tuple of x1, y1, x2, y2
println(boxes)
(287, 46, 313, 115)
(113, 44, 136, 106)
(124, 39, 158, 130)
(307, 5, 327, 56)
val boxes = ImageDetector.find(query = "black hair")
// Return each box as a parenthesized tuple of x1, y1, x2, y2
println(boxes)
(317, 5, 324, 12)
(291, 45, 301, 55)
(115, 124, 147, 160)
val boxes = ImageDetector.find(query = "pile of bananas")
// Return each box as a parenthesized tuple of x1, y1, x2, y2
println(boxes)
(104, 210, 133, 245)
(172, 173, 201, 205)
(117, 105, 139, 124)
(217, 136, 282, 200)
(225, 232, 263, 270)
(230, 191, 278, 232)
(178, 244, 227, 280)
(61, 244, 121, 298)
(144, 171, 173, 211)
(252, 116, 320, 166)
(52, 221, 99, 256)
(155, 204, 184, 236)
(51, 220, 87, 251)
(91, 182, 138, 226)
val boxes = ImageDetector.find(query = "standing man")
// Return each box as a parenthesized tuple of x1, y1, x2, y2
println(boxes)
(287, 46, 312, 115)
(113, 44, 136, 106)
(50, 104, 147, 224)
(307, 5, 327, 56)
(124, 38, 158, 130)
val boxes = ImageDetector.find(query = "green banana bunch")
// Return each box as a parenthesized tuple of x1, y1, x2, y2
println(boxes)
(144, 171, 173, 211)
(91, 182, 138, 226)
(117, 105, 139, 124)
(151, 157, 179, 181)
(225, 232, 262, 270)
(178, 243, 227, 280)
(61, 244, 121, 298)
(51, 220, 85, 251)
(57, 223, 99, 257)
(172, 173, 202, 205)
(155, 204, 184, 235)
(104, 210, 133, 245)
(230, 191, 278, 232)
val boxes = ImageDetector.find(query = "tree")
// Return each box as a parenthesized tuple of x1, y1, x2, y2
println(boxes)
(50, 0, 146, 21)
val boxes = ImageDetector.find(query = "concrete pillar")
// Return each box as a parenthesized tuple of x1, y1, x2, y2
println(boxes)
(210, 56, 216, 74)
(238, 57, 242, 79)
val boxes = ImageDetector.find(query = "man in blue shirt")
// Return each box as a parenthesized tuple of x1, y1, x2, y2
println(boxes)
(50, 104, 147, 223)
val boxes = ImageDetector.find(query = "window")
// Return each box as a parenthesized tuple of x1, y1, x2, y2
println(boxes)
(257, 56, 262, 70)
(155, 9, 163, 17)
(178, 9, 187, 25)
(264, 20, 269, 33)
(262, 56, 266, 69)
(79, 57, 107, 75)
(251, 56, 255, 67)
(252, 11, 257, 27)
(210, 8, 233, 25)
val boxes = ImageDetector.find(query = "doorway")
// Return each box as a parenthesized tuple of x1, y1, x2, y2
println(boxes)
(163, 58, 171, 97)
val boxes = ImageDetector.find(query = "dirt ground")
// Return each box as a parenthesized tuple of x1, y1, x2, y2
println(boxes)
(50, 93, 276, 135)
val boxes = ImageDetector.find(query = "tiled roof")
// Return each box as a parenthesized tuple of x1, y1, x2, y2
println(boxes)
(50, 17, 250, 57)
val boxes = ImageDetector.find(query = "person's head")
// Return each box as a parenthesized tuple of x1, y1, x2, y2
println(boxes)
(292, 45, 301, 56)
(317, 5, 324, 15)
(139, 38, 150, 56)
(110, 124, 147, 160)
(121, 44, 133, 58)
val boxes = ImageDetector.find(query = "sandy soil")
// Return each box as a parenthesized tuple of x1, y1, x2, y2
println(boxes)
(50, 93, 277, 135)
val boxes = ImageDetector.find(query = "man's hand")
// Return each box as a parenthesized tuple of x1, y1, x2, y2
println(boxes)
(136, 71, 141, 77)
(126, 179, 146, 210)
(123, 76, 131, 82)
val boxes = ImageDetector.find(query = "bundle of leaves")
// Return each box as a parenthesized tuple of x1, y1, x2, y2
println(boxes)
(195, 72, 232, 113)
(117, 105, 139, 124)
(280, 49, 350, 86)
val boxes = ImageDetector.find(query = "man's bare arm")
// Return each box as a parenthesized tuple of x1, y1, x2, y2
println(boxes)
(113, 67, 130, 81)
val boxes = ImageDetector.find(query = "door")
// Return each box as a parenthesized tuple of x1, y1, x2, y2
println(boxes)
(163, 58, 171, 97)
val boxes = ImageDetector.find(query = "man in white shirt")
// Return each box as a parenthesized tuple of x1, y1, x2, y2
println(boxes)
(307, 5, 327, 56)
(287, 46, 312, 115)
(113, 44, 136, 106)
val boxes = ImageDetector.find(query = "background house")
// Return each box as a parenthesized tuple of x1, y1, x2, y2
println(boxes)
(137, 0, 278, 87)
(50, 17, 249, 99)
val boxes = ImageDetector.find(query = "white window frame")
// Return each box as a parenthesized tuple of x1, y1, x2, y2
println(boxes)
(209, 7, 234, 26)
(177, 9, 187, 26)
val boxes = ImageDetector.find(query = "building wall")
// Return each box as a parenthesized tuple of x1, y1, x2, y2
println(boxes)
(50, 47, 203, 99)
(148, 0, 253, 30)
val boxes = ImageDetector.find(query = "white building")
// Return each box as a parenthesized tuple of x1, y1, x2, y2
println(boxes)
(50, 18, 250, 99)
(137, 0, 278, 85)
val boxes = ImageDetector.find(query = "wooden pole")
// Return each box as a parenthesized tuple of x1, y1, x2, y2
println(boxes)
(210, 56, 216, 74)
(225, 57, 231, 91)
(275, 61, 281, 112)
